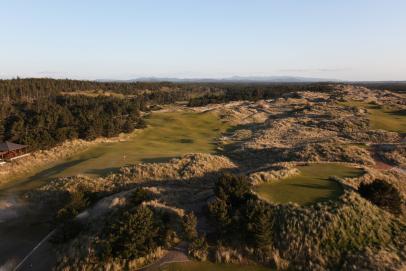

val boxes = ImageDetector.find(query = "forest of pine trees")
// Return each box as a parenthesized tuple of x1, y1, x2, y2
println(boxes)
(187, 83, 334, 106)
(0, 95, 145, 149)
(355, 82, 406, 93)
(0, 78, 192, 150)
(0, 78, 335, 151)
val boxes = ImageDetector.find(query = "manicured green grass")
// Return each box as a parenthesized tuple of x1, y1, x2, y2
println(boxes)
(253, 163, 363, 205)
(57, 111, 229, 177)
(158, 262, 273, 271)
(340, 101, 406, 133)
(2, 111, 229, 193)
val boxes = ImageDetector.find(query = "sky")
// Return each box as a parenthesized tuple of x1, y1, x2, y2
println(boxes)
(0, 0, 405, 81)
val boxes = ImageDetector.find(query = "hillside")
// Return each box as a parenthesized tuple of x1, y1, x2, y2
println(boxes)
(14, 84, 405, 271)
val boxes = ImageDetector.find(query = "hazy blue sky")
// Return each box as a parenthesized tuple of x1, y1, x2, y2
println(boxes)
(1, 0, 405, 81)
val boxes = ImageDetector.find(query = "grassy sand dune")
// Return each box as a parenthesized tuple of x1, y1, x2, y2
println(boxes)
(340, 101, 406, 133)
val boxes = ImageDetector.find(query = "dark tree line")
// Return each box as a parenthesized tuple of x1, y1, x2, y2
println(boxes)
(0, 78, 198, 150)
(0, 95, 145, 150)
(188, 83, 334, 106)
(0, 78, 184, 102)
(354, 82, 406, 94)
(0, 78, 335, 104)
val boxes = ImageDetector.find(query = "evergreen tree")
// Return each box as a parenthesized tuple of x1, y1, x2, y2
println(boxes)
(215, 174, 252, 206)
(253, 210, 273, 248)
(208, 198, 231, 233)
(107, 206, 159, 259)
(0, 120, 5, 141)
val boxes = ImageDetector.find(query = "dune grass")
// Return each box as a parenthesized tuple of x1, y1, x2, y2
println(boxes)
(340, 101, 406, 133)
(158, 262, 273, 271)
(254, 163, 363, 205)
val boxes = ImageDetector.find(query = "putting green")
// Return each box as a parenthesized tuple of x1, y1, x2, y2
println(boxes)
(340, 101, 406, 133)
(157, 262, 273, 271)
(253, 163, 363, 205)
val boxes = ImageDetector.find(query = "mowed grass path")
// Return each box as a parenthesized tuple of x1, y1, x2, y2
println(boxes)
(157, 262, 273, 271)
(1, 111, 228, 193)
(254, 163, 363, 205)
(41, 111, 229, 178)
(340, 101, 406, 133)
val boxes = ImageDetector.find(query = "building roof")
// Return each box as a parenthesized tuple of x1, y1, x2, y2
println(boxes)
(0, 141, 27, 152)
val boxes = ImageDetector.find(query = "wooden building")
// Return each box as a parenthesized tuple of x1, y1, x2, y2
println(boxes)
(0, 141, 28, 160)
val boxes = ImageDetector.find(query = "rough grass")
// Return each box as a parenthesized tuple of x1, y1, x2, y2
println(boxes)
(33, 153, 237, 205)
(272, 192, 406, 270)
(61, 90, 127, 98)
(340, 101, 406, 133)
(253, 163, 363, 205)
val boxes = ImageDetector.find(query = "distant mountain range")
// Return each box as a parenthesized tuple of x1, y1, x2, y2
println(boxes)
(98, 76, 337, 83)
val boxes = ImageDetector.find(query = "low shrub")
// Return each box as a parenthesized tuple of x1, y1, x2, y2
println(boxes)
(188, 235, 209, 261)
(214, 245, 243, 264)
(129, 188, 152, 205)
(50, 220, 84, 244)
(55, 190, 90, 223)
(358, 179, 402, 214)
(182, 211, 198, 241)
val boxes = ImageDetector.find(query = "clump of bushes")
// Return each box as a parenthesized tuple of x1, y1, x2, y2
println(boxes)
(188, 235, 209, 261)
(54, 188, 180, 270)
(129, 188, 152, 205)
(51, 220, 84, 244)
(95, 188, 169, 261)
(358, 179, 403, 215)
(97, 206, 161, 260)
(50, 189, 93, 244)
(214, 245, 244, 264)
(208, 174, 273, 249)
(181, 211, 209, 261)
(182, 211, 198, 241)
(55, 190, 91, 223)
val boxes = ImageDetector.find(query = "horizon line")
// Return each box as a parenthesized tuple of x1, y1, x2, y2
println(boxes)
(0, 75, 405, 83)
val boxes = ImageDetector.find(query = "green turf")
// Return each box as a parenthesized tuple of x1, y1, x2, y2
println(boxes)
(253, 163, 363, 205)
(339, 101, 406, 133)
(1, 111, 229, 193)
(157, 262, 273, 271)
(56, 111, 229, 177)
